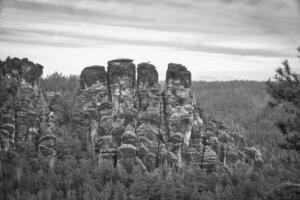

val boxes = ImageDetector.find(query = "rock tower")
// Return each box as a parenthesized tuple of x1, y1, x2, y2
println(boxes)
(80, 59, 263, 172)
(0, 57, 56, 154)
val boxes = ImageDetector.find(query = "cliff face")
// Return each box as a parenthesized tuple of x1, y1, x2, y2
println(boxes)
(0, 58, 55, 154)
(136, 63, 163, 170)
(80, 65, 113, 160)
(80, 59, 263, 172)
(108, 59, 136, 114)
(164, 63, 194, 167)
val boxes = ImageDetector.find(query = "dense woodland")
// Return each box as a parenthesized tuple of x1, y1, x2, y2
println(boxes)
(1, 66, 300, 199)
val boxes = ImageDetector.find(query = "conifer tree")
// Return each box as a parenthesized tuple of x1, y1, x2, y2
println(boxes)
(266, 47, 300, 151)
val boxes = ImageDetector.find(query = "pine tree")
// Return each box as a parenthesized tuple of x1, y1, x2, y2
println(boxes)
(266, 47, 300, 151)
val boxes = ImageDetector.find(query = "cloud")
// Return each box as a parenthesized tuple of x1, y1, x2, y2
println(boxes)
(0, 0, 3, 13)
(0, 0, 299, 79)
(296, 0, 300, 10)
(0, 24, 294, 58)
(4, 0, 150, 22)
(2, 0, 299, 37)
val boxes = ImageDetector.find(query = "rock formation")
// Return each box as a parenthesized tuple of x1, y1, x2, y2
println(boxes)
(79, 59, 263, 172)
(0, 57, 263, 172)
(0, 57, 56, 154)
(136, 63, 164, 170)
(164, 63, 194, 167)
(0, 56, 263, 173)
(108, 59, 136, 114)
(79, 65, 113, 159)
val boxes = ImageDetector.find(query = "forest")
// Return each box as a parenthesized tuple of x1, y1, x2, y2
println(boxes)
(0, 59, 299, 200)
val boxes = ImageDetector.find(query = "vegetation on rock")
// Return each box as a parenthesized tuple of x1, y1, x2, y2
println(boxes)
(0, 52, 299, 199)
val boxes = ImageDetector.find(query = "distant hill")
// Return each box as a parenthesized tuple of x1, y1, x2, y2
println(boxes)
(192, 80, 269, 124)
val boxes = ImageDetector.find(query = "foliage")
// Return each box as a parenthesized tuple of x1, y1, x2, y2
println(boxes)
(40, 72, 80, 126)
(1, 65, 300, 199)
(266, 58, 300, 151)
(1, 138, 299, 200)
(40, 72, 79, 94)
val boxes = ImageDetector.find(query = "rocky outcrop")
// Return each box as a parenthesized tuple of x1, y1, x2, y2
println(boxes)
(164, 63, 194, 167)
(80, 65, 110, 118)
(0, 57, 263, 173)
(78, 59, 263, 172)
(108, 59, 136, 114)
(135, 63, 164, 170)
(80, 65, 113, 159)
(2, 57, 43, 86)
(0, 57, 55, 154)
(107, 59, 140, 170)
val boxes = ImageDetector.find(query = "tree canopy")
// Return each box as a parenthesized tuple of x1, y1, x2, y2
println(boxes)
(266, 48, 300, 151)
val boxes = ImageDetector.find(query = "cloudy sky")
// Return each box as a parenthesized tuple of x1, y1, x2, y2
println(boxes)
(0, 0, 299, 80)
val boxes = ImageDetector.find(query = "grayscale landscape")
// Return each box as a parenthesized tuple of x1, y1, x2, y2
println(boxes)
(0, 1, 299, 200)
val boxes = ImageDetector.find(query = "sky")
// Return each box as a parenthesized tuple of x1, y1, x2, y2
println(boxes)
(0, 0, 299, 80)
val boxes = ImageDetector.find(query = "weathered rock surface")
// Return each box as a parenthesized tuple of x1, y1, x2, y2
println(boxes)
(0, 57, 55, 154)
(164, 63, 194, 167)
(135, 63, 164, 170)
(77, 59, 263, 172)
(108, 59, 136, 114)
(0, 57, 264, 174)
(2, 57, 43, 86)
(80, 65, 114, 160)
(80, 65, 107, 89)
